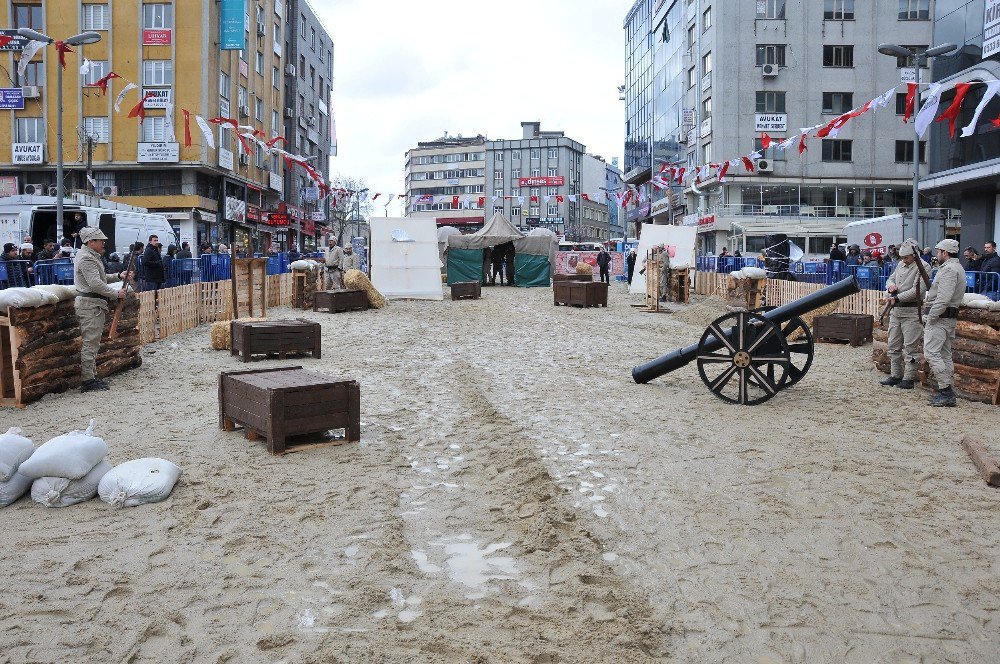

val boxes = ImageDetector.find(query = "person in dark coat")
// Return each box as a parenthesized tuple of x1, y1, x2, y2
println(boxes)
(626, 248, 637, 285)
(981, 241, 1000, 298)
(163, 244, 177, 286)
(596, 247, 612, 284)
(829, 243, 847, 262)
(141, 235, 164, 294)
(176, 242, 193, 260)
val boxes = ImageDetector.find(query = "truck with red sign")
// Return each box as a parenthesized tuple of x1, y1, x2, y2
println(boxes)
(843, 213, 956, 255)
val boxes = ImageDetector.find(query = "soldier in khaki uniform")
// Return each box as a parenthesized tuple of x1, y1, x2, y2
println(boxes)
(880, 239, 928, 390)
(322, 238, 344, 290)
(342, 244, 360, 273)
(74, 228, 130, 392)
(657, 245, 672, 302)
(923, 238, 967, 407)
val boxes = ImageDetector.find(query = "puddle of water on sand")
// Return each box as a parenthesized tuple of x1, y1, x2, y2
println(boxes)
(430, 535, 518, 591)
(603, 552, 619, 562)
(344, 545, 360, 558)
(411, 550, 441, 574)
(374, 589, 423, 623)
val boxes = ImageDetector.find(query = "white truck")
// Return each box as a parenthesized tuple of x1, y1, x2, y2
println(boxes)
(843, 213, 956, 254)
(0, 195, 176, 256)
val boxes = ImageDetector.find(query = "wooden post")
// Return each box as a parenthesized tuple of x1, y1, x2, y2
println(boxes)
(960, 436, 1000, 487)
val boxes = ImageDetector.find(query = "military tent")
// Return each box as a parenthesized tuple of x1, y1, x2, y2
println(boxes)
(444, 214, 554, 287)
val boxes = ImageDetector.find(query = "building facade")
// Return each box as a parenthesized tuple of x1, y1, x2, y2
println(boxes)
(404, 134, 487, 231)
(922, 0, 1000, 249)
(626, 0, 935, 256)
(0, 0, 333, 253)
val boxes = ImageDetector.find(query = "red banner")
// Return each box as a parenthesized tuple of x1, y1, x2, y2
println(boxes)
(267, 212, 290, 227)
(518, 176, 565, 187)
(142, 29, 172, 45)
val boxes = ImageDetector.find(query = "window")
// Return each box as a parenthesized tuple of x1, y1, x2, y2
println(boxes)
(754, 137, 786, 161)
(82, 60, 109, 86)
(896, 46, 928, 68)
(493, 189, 503, 198)
(824, 0, 854, 19)
(702, 51, 712, 74)
(511, 207, 521, 216)
(254, 97, 263, 120)
(13, 4, 43, 29)
(142, 117, 168, 143)
(142, 3, 173, 29)
(756, 44, 786, 66)
(17, 62, 44, 87)
(511, 150, 520, 160)
(702, 7, 711, 31)
(310, 28, 316, 49)
(547, 205, 558, 216)
(687, 67, 697, 88)
(530, 207, 540, 216)
(531, 169, 540, 177)
(895, 92, 909, 115)
(16, 117, 44, 143)
(687, 24, 696, 48)
(756, 0, 785, 19)
(299, 55, 305, 78)
(272, 110, 279, 133)
(273, 66, 280, 88)
(895, 140, 926, 162)
(822, 92, 853, 114)
(255, 51, 264, 74)
(299, 14, 306, 35)
(530, 187, 540, 197)
(274, 23, 281, 44)
(547, 147, 558, 159)
(702, 142, 711, 164)
(823, 45, 854, 67)
(548, 187, 558, 195)
(530, 149, 540, 160)
(511, 169, 520, 179)
(495, 152, 503, 162)
(755, 91, 786, 113)
(83, 117, 110, 143)
(494, 171, 504, 181)
(547, 168, 557, 177)
(494, 206, 504, 216)
(319, 41, 325, 62)
(898, 0, 930, 20)
(143, 61, 173, 86)
(241, 86, 250, 108)
(821, 139, 853, 161)
(702, 96, 712, 118)
(82, 4, 110, 30)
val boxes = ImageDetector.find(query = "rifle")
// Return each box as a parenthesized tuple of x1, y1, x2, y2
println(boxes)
(912, 253, 931, 325)
(108, 235, 139, 340)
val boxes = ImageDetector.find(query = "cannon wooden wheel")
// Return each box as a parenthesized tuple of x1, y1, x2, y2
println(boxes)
(752, 307, 815, 387)
(696, 312, 792, 405)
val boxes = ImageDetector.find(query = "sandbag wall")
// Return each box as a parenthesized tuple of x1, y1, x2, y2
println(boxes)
(0, 295, 142, 407)
(872, 308, 1000, 404)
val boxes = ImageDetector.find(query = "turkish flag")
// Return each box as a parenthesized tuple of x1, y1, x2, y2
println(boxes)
(935, 82, 973, 138)
(127, 92, 155, 122)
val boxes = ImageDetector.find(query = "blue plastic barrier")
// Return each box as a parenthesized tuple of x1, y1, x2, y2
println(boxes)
(0, 260, 32, 288)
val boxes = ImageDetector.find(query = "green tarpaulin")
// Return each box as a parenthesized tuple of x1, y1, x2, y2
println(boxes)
(514, 253, 550, 287)
(447, 248, 484, 285)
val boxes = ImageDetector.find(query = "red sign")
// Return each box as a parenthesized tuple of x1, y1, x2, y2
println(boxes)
(267, 213, 290, 226)
(698, 215, 715, 226)
(247, 206, 261, 222)
(518, 176, 565, 188)
(864, 232, 883, 248)
(142, 29, 172, 45)
(301, 219, 316, 235)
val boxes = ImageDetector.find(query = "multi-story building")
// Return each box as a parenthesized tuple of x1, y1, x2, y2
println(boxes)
(606, 158, 625, 240)
(625, 0, 934, 257)
(0, 1, 332, 253)
(282, 0, 335, 251)
(404, 134, 487, 231)
(581, 153, 610, 241)
(922, 0, 1000, 249)
(485, 121, 585, 239)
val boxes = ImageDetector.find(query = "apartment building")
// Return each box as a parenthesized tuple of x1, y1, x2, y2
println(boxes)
(404, 134, 487, 231)
(625, 0, 934, 256)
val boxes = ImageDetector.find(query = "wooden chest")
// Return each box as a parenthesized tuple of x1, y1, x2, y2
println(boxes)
(314, 289, 370, 313)
(553, 281, 609, 308)
(231, 319, 321, 362)
(813, 313, 874, 347)
(553, 274, 593, 282)
(219, 366, 360, 455)
(450, 281, 482, 300)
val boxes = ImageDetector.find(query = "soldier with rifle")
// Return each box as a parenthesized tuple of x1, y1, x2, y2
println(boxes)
(879, 239, 929, 390)
(923, 239, 967, 407)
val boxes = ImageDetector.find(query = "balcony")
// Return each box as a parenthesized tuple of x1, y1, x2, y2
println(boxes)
(708, 204, 961, 222)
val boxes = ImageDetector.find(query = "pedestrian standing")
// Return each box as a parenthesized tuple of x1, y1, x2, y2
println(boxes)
(596, 246, 611, 284)
(626, 248, 637, 285)
(322, 238, 344, 290)
(880, 240, 928, 390)
(342, 244, 360, 273)
(176, 242, 193, 260)
(142, 235, 164, 295)
(73, 228, 129, 392)
(923, 239, 967, 407)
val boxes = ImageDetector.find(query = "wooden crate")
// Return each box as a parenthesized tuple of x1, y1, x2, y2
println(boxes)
(450, 281, 482, 300)
(813, 313, 874, 347)
(553, 281, 608, 308)
(314, 289, 370, 313)
(231, 319, 321, 362)
(553, 274, 593, 282)
(219, 366, 361, 455)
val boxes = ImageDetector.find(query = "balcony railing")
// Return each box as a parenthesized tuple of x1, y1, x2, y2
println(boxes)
(707, 204, 962, 221)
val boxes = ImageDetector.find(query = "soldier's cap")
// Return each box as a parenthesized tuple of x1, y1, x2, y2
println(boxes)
(898, 239, 918, 256)
(79, 227, 108, 243)
(934, 238, 960, 254)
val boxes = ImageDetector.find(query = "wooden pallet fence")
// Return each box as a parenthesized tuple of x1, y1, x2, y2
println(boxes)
(138, 290, 158, 345)
(200, 280, 234, 324)
(693, 271, 728, 297)
(158, 284, 201, 338)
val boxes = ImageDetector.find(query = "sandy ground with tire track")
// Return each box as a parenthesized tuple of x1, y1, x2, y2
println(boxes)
(1, 285, 998, 663)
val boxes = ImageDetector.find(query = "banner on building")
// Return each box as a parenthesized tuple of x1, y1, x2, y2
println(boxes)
(985, 0, 1000, 59)
(12, 143, 43, 164)
(0, 176, 17, 197)
(220, 0, 246, 51)
(0, 88, 24, 110)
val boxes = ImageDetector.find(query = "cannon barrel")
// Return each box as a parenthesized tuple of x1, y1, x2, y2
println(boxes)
(631, 275, 861, 384)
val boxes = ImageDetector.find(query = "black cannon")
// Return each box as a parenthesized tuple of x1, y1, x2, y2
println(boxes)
(632, 276, 861, 405)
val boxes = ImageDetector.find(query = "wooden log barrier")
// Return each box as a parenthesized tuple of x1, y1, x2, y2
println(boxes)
(960, 435, 1000, 487)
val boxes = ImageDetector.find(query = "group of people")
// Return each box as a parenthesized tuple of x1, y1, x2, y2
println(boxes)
(880, 238, 967, 407)
(320, 238, 360, 290)
(2, 237, 84, 286)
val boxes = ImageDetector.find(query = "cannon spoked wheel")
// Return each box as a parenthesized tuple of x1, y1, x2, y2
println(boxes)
(752, 307, 815, 387)
(696, 312, 792, 405)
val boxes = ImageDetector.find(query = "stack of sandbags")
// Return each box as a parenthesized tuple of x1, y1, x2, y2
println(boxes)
(872, 306, 1000, 403)
(98, 458, 182, 508)
(17, 420, 111, 508)
(0, 427, 35, 507)
(725, 268, 767, 311)
(291, 261, 321, 309)
(344, 269, 387, 309)
(210, 317, 267, 350)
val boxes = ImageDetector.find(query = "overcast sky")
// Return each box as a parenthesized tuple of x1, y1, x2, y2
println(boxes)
(313, 0, 632, 217)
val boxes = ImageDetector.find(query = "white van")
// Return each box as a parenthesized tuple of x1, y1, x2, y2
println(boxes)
(0, 195, 177, 256)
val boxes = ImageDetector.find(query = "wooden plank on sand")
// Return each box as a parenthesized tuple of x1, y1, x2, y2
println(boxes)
(961, 435, 1000, 487)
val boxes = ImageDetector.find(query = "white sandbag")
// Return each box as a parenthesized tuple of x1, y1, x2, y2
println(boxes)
(0, 427, 34, 482)
(671, 263, 691, 271)
(33, 284, 78, 302)
(730, 269, 745, 280)
(991, 301, 1000, 312)
(31, 461, 111, 508)
(27, 287, 58, 305)
(98, 458, 182, 508)
(965, 299, 992, 309)
(17, 420, 108, 480)
(963, 293, 989, 305)
(0, 287, 47, 313)
(0, 472, 32, 507)
(290, 259, 318, 270)
(742, 267, 767, 279)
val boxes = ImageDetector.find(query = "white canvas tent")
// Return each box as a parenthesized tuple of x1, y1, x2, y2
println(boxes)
(371, 218, 443, 300)
(628, 223, 698, 295)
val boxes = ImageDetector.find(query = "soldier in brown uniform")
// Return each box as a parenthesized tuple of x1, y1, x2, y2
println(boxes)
(923, 238, 967, 407)
(73, 228, 130, 392)
(880, 239, 928, 390)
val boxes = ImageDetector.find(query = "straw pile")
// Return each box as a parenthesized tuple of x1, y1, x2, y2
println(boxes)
(575, 262, 594, 276)
(210, 318, 267, 350)
(344, 269, 386, 309)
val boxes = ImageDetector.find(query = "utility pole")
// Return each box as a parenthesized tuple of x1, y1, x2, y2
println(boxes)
(85, 135, 95, 203)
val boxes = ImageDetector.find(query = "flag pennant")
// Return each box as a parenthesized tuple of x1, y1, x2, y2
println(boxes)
(114, 82, 138, 113)
(903, 83, 918, 123)
(742, 156, 755, 172)
(195, 115, 215, 149)
(798, 132, 808, 154)
(0, 35, 13, 49)
(915, 83, 945, 139)
(54, 41, 73, 70)
(478, 196, 485, 208)
(182, 109, 193, 147)
(18, 40, 46, 79)
(127, 92, 155, 122)
(80, 58, 93, 77)
(962, 80, 1000, 137)
(935, 82, 973, 138)
(717, 161, 730, 182)
(556, 195, 564, 203)
(761, 133, 772, 150)
(90, 71, 121, 96)
(265, 135, 287, 147)
(451, 195, 459, 208)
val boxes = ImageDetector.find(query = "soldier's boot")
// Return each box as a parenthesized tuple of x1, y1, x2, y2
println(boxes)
(94, 377, 110, 389)
(895, 379, 915, 390)
(929, 386, 957, 407)
(880, 376, 901, 386)
(80, 379, 109, 393)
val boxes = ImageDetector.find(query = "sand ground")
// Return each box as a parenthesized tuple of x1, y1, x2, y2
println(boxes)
(1, 285, 998, 663)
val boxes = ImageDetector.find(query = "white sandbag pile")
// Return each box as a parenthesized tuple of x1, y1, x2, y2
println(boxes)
(0, 287, 48, 314)
(0, 427, 35, 507)
(18, 420, 110, 508)
(98, 458, 182, 508)
(730, 267, 767, 280)
(31, 461, 112, 508)
(290, 259, 320, 270)
(32, 284, 78, 302)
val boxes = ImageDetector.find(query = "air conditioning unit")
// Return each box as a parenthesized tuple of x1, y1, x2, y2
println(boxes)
(762, 63, 778, 77)
(47, 185, 59, 196)
(21, 86, 40, 99)
(101, 185, 118, 196)
(256, 22, 266, 35)
(238, 153, 249, 166)
(285, 64, 296, 76)
(238, 104, 250, 117)
(23, 183, 46, 195)
(755, 158, 773, 172)
(677, 133, 687, 144)
(306, 116, 316, 127)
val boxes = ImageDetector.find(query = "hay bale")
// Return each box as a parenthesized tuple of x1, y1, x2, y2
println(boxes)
(575, 262, 594, 276)
(210, 317, 267, 350)
(344, 269, 387, 309)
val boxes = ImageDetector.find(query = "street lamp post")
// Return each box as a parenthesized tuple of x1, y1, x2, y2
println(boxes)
(17, 29, 101, 237)
(877, 43, 957, 245)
